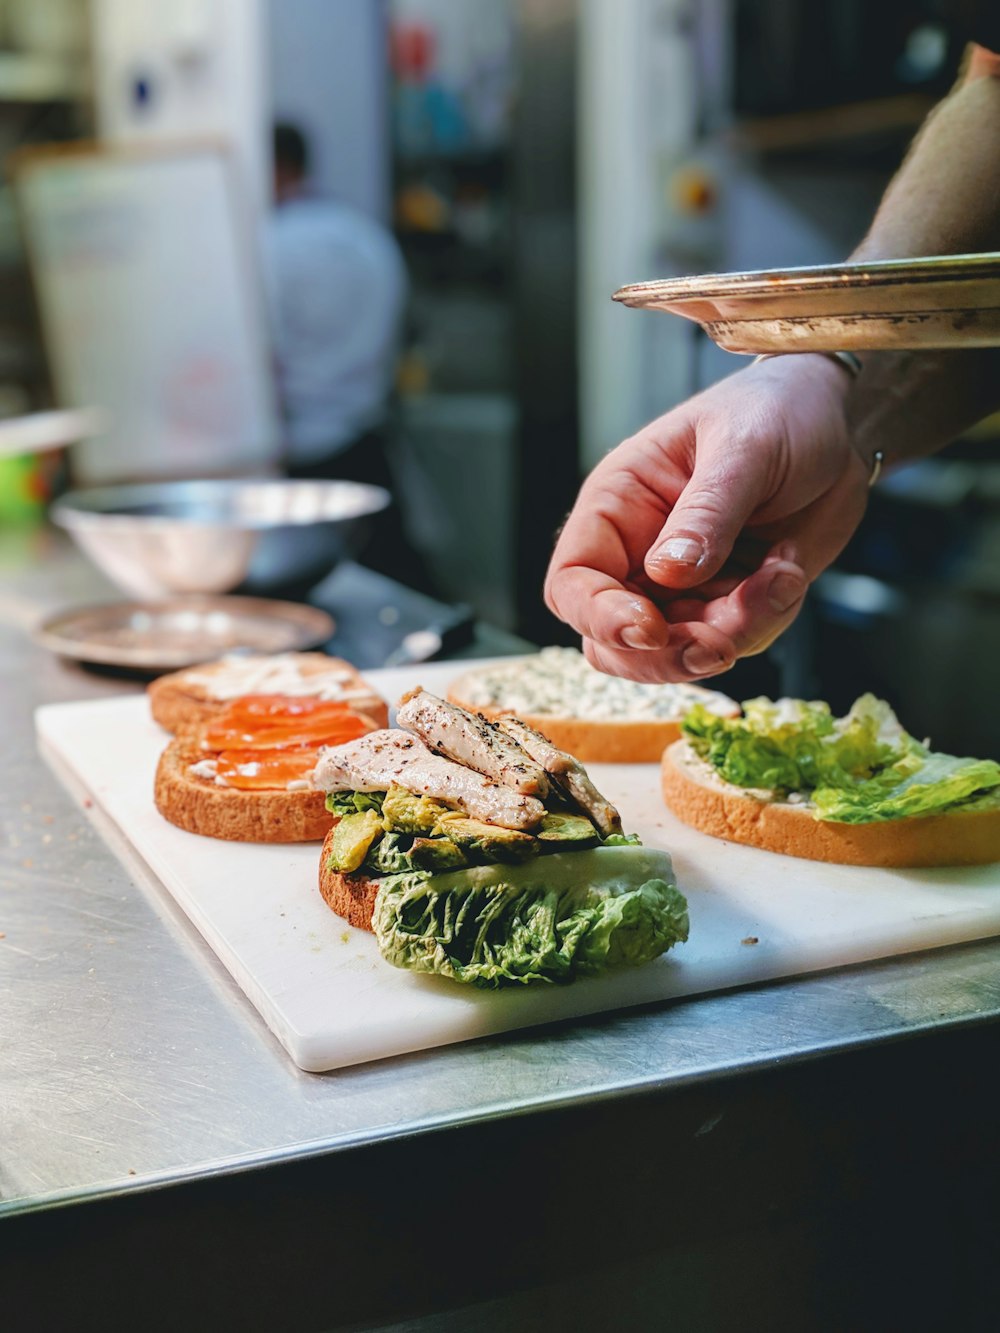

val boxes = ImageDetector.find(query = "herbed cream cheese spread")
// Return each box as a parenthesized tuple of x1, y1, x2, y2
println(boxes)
(182, 653, 371, 703)
(458, 647, 735, 722)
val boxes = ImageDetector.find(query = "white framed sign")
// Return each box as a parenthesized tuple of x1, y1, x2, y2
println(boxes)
(13, 141, 281, 485)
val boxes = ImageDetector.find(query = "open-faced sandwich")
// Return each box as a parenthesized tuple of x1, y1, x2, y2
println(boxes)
(447, 646, 737, 762)
(154, 692, 381, 842)
(149, 651, 388, 735)
(313, 688, 689, 986)
(662, 693, 1000, 867)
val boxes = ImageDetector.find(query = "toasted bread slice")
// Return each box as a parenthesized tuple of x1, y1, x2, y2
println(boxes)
(149, 652, 388, 735)
(661, 739, 1000, 867)
(457, 710, 688, 765)
(318, 824, 378, 930)
(447, 655, 737, 764)
(155, 738, 331, 842)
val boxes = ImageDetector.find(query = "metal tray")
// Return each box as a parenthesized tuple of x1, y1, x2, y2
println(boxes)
(613, 253, 1000, 354)
(34, 595, 335, 671)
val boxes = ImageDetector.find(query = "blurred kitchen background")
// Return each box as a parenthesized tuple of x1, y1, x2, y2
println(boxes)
(2, 0, 1000, 755)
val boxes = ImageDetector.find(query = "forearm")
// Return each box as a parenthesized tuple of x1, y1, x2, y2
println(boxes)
(853, 59, 1000, 262)
(842, 62, 1000, 467)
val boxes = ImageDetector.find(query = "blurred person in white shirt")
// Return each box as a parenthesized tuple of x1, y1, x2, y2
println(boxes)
(264, 121, 407, 483)
(264, 122, 428, 585)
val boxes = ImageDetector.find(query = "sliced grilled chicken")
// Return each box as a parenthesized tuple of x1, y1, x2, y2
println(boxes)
(312, 729, 545, 831)
(396, 688, 550, 799)
(495, 716, 622, 837)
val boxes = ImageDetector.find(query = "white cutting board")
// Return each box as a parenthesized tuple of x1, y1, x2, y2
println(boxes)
(36, 663, 1000, 1071)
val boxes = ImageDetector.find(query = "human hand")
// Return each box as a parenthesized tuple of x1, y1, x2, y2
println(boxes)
(545, 354, 872, 683)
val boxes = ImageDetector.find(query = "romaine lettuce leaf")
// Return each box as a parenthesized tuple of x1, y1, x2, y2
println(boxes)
(683, 694, 1000, 824)
(326, 790, 386, 817)
(813, 754, 1000, 824)
(371, 847, 688, 987)
(365, 832, 420, 875)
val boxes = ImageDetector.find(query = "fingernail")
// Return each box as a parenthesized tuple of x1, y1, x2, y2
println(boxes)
(763, 543, 798, 570)
(653, 536, 704, 566)
(620, 624, 661, 650)
(682, 643, 726, 675)
(768, 572, 803, 613)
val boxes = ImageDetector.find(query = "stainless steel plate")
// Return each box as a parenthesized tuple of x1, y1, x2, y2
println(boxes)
(613, 253, 1000, 354)
(34, 596, 335, 671)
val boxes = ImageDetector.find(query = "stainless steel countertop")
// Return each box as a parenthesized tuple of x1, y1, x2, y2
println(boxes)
(5, 527, 1000, 1220)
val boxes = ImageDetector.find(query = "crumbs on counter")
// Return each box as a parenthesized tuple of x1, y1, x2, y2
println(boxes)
(340, 931, 350, 944)
(741, 936, 759, 946)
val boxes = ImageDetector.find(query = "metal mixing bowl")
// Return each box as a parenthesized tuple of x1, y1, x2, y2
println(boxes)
(50, 478, 391, 600)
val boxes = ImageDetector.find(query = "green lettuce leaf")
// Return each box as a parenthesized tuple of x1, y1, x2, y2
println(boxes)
(683, 694, 1000, 824)
(365, 832, 420, 875)
(325, 790, 386, 817)
(813, 754, 1000, 824)
(372, 847, 688, 987)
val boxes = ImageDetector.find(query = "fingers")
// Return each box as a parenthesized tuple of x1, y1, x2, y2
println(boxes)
(671, 556, 809, 656)
(643, 425, 777, 591)
(546, 564, 671, 652)
(582, 623, 737, 684)
(580, 546, 808, 685)
(660, 538, 800, 607)
(547, 524, 808, 684)
(545, 468, 680, 651)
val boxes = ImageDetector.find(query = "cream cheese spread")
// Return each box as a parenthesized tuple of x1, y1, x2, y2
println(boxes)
(181, 653, 372, 703)
(188, 757, 228, 786)
(457, 647, 735, 722)
(188, 756, 314, 793)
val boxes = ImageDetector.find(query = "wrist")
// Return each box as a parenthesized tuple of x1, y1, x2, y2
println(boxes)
(748, 349, 859, 403)
(752, 349, 862, 381)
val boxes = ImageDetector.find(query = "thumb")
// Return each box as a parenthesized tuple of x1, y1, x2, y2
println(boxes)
(644, 441, 768, 588)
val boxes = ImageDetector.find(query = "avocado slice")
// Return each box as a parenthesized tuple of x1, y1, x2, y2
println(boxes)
(328, 808, 384, 873)
(409, 837, 470, 871)
(536, 812, 601, 846)
(367, 831, 469, 875)
(434, 812, 539, 864)
(381, 785, 455, 836)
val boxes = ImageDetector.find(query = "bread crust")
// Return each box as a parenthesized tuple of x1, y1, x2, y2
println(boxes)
(317, 825, 378, 930)
(661, 740, 1000, 867)
(149, 653, 388, 735)
(154, 739, 332, 842)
